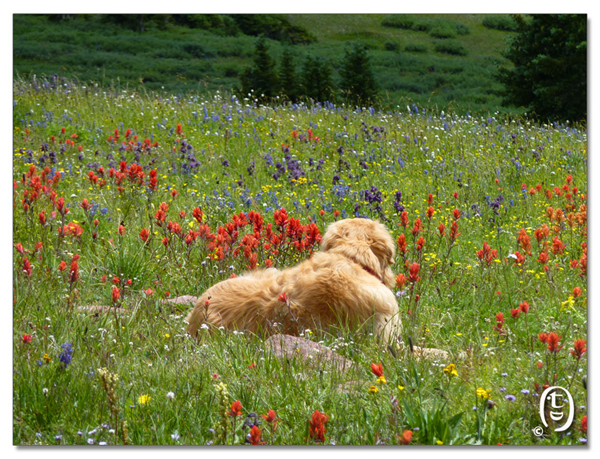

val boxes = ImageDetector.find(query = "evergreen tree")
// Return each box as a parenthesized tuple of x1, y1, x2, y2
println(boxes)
(279, 48, 299, 101)
(339, 42, 379, 106)
(240, 36, 280, 99)
(498, 14, 586, 122)
(300, 55, 335, 103)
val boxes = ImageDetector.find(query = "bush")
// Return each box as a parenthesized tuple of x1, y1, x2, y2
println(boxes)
(180, 42, 215, 59)
(404, 43, 428, 53)
(381, 15, 415, 30)
(384, 41, 399, 51)
(428, 21, 458, 39)
(229, 14, 315, 44)
(482, 15, 518, 32)
(434, 40, 468, 56)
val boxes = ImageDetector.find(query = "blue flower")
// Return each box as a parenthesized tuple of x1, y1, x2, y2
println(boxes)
(505, 394, 516, 402)
(58, 342, 73, 368)
(520, 389, 530, 395)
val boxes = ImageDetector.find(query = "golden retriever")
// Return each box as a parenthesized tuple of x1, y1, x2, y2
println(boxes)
(186, 218, 401, 342)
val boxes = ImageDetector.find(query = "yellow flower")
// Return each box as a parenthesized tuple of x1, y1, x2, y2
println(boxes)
(164, 334, 170, 338)
(561, 296, 575, 312)
(138, 394, 151, 405)
(368, 385, 379, 394)
(377, 376, 387, 385)
(436, 440, 444, 445)
(398, 385, 405, 392)
(443, 363, 458, 378)
(476, 387, 491, 400)
(43, 353, 51, 364)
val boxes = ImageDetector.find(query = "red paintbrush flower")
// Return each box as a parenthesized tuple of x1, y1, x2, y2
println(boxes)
(570, 339, 587, 360)
(437, 222, 445, 236)
(227, 400, 243, 417)
(112, 286, 121, 303)
(546, 332, 563, 353)
(308, 410, 329, 443)
(395, 273, 406, 289)
(22, 258, 33, 276)
(370, 363, 384, 377)
(397, 430, 413, 445)
(248, 425, 266, 445)
(408, 262, 420, 283)
(139, 228, 150, 243)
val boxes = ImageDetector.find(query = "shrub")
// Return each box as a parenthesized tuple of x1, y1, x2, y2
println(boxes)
(384, 41, 399, 52)
(404, 43, 428, 53)
(381, 14, 415, 30)
(482, 15, 518, 32)
(434, 40, 468, 56)
(428, 21, 458, 39)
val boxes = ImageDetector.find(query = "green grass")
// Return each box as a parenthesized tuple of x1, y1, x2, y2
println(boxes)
(12, 76, 587, 445)
(13, 14, 519, 116)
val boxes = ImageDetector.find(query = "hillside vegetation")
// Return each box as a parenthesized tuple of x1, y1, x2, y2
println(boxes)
(14, 14, 519, 115)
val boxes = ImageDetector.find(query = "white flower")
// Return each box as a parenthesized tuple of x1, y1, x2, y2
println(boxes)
(166, 391, 175, 400)
(42, 388, 48, 396)
(87, 438, 94, 445)
(200, 323, 209, 330)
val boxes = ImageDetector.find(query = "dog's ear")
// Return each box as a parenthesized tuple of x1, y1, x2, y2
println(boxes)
(334, 240, 382, 276)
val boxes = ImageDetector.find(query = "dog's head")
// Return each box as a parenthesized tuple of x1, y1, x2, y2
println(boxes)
(321, 218, 396, 288)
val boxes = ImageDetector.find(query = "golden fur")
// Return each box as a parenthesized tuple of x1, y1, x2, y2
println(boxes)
(186, 218, 401, 342)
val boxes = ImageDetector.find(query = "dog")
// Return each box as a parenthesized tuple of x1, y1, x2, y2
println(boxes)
(186, 218, 402, 342)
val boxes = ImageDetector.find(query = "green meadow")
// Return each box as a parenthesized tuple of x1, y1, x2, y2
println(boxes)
(12, 54, 586, 445)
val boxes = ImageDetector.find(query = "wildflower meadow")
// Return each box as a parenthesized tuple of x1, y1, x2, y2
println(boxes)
(12, 76, 587, 445)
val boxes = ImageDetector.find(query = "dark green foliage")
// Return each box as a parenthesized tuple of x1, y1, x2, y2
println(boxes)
(13, 14, 523, 115)
(101, 14, 170, 33)
(384, 41, 399, 51)
(482, 15, 518, 32)
(240, 36, 280, 99)
(405, 43, 428, 53)
(498, 14, 587, 122)
(434, 40, 468, 56)
(279, 48, 299, 101)
(229, 14, 315, 44)
(428, 21, 460, 39)
(171, 14, 239, 36)
(339, 43, 379, 106)
(300, 55, 335, 102)
(381, 15, 415, 30)
(382, 15, 469, 38)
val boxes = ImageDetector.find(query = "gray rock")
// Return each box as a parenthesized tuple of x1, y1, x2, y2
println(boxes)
(264, 334, 355, 373)
(164, 295, 199, 305)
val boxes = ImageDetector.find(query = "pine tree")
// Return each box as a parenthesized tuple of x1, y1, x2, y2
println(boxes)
(240, 36, 280, 99)
(498, 14, 586, 122)
(279, 48, 299, 101)
(339, 42, 379, 106)
(300, 55, 335, 103)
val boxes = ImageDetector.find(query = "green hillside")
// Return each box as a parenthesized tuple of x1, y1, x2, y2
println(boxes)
(13, 14, 519, 115)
